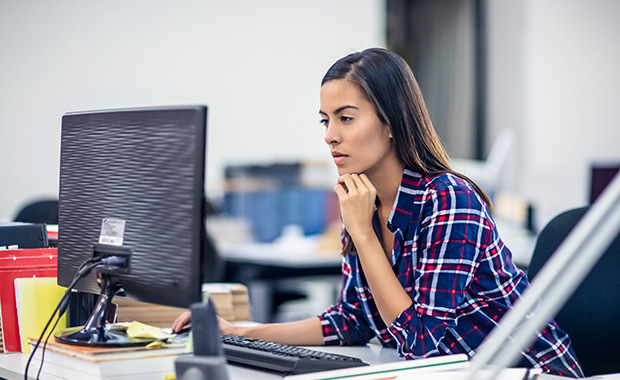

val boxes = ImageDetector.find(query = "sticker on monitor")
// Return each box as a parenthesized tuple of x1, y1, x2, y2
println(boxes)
(99, 218, 126, 246)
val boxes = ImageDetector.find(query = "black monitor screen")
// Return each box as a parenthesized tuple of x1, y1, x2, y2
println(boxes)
(57, 106, 207, 311)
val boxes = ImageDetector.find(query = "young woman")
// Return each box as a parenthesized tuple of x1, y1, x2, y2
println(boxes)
(173, 48, 583, 377)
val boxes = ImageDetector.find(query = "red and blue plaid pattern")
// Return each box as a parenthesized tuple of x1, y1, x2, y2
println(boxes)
(319, 170, 583, 377)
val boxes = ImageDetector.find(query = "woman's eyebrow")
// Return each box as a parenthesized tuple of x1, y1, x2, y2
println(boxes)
(319, 105, 359, 116)
(335, 105, 359, 114)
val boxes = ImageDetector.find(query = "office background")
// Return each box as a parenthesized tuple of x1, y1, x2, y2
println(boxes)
(1, 0, 619, 232)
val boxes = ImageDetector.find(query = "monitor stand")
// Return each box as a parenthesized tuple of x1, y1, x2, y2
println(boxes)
(55, 273, 156, 347)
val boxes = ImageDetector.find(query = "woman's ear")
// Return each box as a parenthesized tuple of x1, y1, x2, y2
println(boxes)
(385, 124, 393, 139)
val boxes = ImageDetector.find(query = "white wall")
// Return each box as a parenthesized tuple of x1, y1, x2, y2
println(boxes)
(487, 0, 620, 229)
(0, 1, 385, 220)
(3, 0, 618, 232)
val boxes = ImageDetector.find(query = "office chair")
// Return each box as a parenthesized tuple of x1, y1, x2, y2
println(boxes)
(13, 199, 59, 224)
(527, 206, 620, 377)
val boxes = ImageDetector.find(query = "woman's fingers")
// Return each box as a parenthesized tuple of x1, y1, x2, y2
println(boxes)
(334, 181, 347, 197)
(171, 310, 191, 333)
(338, 174, 358, 194)
(358, 174, 376, 193)
(336, 174, 376, 200)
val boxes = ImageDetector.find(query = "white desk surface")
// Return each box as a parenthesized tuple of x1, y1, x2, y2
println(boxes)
(0, 344, 398, 380)
(3, 345, 620, 380)
(219, 242, 342, 268)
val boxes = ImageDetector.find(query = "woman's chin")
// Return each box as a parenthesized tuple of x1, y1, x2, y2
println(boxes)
(337, 168, 363, 177)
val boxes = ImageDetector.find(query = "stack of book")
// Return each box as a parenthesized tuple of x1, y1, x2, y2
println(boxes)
(113, 283, 252, 328)
(114, 298, 189, 328)
(202, 283, 252, 321)
(28, 336, 187, 380)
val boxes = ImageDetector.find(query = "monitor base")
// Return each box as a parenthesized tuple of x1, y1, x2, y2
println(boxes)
(54, 272, 156, 348)
(55, 325, 155, 347)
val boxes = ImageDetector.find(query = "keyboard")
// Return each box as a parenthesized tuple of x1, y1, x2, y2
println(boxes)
(220, 335, 368, 375)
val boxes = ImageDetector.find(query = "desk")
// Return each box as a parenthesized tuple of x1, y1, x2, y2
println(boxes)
(220, 243, 343, 323)
(5, 346, 619, 380)
(0, 344, 400, 380)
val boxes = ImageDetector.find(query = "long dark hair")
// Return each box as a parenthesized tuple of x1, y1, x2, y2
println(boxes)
(322, 48, 492, 255)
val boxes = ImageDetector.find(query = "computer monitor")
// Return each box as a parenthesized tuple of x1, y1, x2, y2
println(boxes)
(55, 105, 211, 346)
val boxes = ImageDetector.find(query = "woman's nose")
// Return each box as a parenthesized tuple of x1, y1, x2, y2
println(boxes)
(324, 124, 340, 145)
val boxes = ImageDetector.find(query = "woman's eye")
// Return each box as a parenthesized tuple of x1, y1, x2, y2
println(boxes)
(319, 119, 329, 126)
(341, 116, 353, 123)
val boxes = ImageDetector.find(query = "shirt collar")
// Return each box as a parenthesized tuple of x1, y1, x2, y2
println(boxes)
(387, 168, 425, 235)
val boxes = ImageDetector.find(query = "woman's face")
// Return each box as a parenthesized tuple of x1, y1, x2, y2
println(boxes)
(320, 79, 396, 178)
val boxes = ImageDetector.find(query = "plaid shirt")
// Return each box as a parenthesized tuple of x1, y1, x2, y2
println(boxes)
(318, 169, 583, 377)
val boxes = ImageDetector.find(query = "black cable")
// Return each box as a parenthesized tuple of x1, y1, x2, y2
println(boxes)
(24, 258, 103, 380)
(37, 309, 63, 380)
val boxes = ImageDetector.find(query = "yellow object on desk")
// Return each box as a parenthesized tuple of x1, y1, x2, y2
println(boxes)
(15, 276, 68, 353)
(126, 320, 174, 340)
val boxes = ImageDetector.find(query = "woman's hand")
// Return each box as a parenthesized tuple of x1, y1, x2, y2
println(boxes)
(334, 173, 377, 240)
(171, 310, 242, 336)
(217, 315, 241, 336)
(171, 311, 191, 333)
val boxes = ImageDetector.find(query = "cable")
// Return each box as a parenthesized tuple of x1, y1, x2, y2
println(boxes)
(26, 258, 101, 379)
(24, 257, 103, 380)
(37, 309, 63, 379)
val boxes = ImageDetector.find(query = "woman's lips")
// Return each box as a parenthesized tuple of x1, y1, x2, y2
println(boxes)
(332, 152, 348, 165)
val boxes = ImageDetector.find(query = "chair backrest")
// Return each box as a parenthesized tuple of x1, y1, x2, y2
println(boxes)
(13, 199, 59, 225)
(527, 206, 620, 377)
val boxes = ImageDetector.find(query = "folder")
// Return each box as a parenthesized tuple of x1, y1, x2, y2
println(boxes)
(15, 276, 68, 353)
(0, 248, 57, 352)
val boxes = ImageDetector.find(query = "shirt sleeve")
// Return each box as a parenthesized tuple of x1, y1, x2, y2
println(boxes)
(387, 181, 491, 359)
(318, 256, 376, 346)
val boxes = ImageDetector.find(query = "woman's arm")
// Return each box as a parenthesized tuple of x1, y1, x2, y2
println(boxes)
(352, 234, 413, 325)
(221, 316, 324, 346)
(172, 311, 324, 346)
(334, 173, 412, 327)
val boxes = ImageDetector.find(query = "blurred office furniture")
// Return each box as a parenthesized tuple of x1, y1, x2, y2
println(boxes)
(13, 199, 59, 225)
(450, 129, 515, 200)
(527, 206, 620, 377)
(590, 163, 620, 204)
(221, 162, 340, 321)
(0, 223, 49, 249)
(221, 242, 342, 323)
(222, 162, 337, 242)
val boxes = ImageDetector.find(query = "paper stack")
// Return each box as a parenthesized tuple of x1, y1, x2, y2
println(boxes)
(28, 336, 186, 380)
(113, 283, 252, 327)
(114, 298, 189, 328)
(104, 283, 252, 327)
(202, 283, 252, 321)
